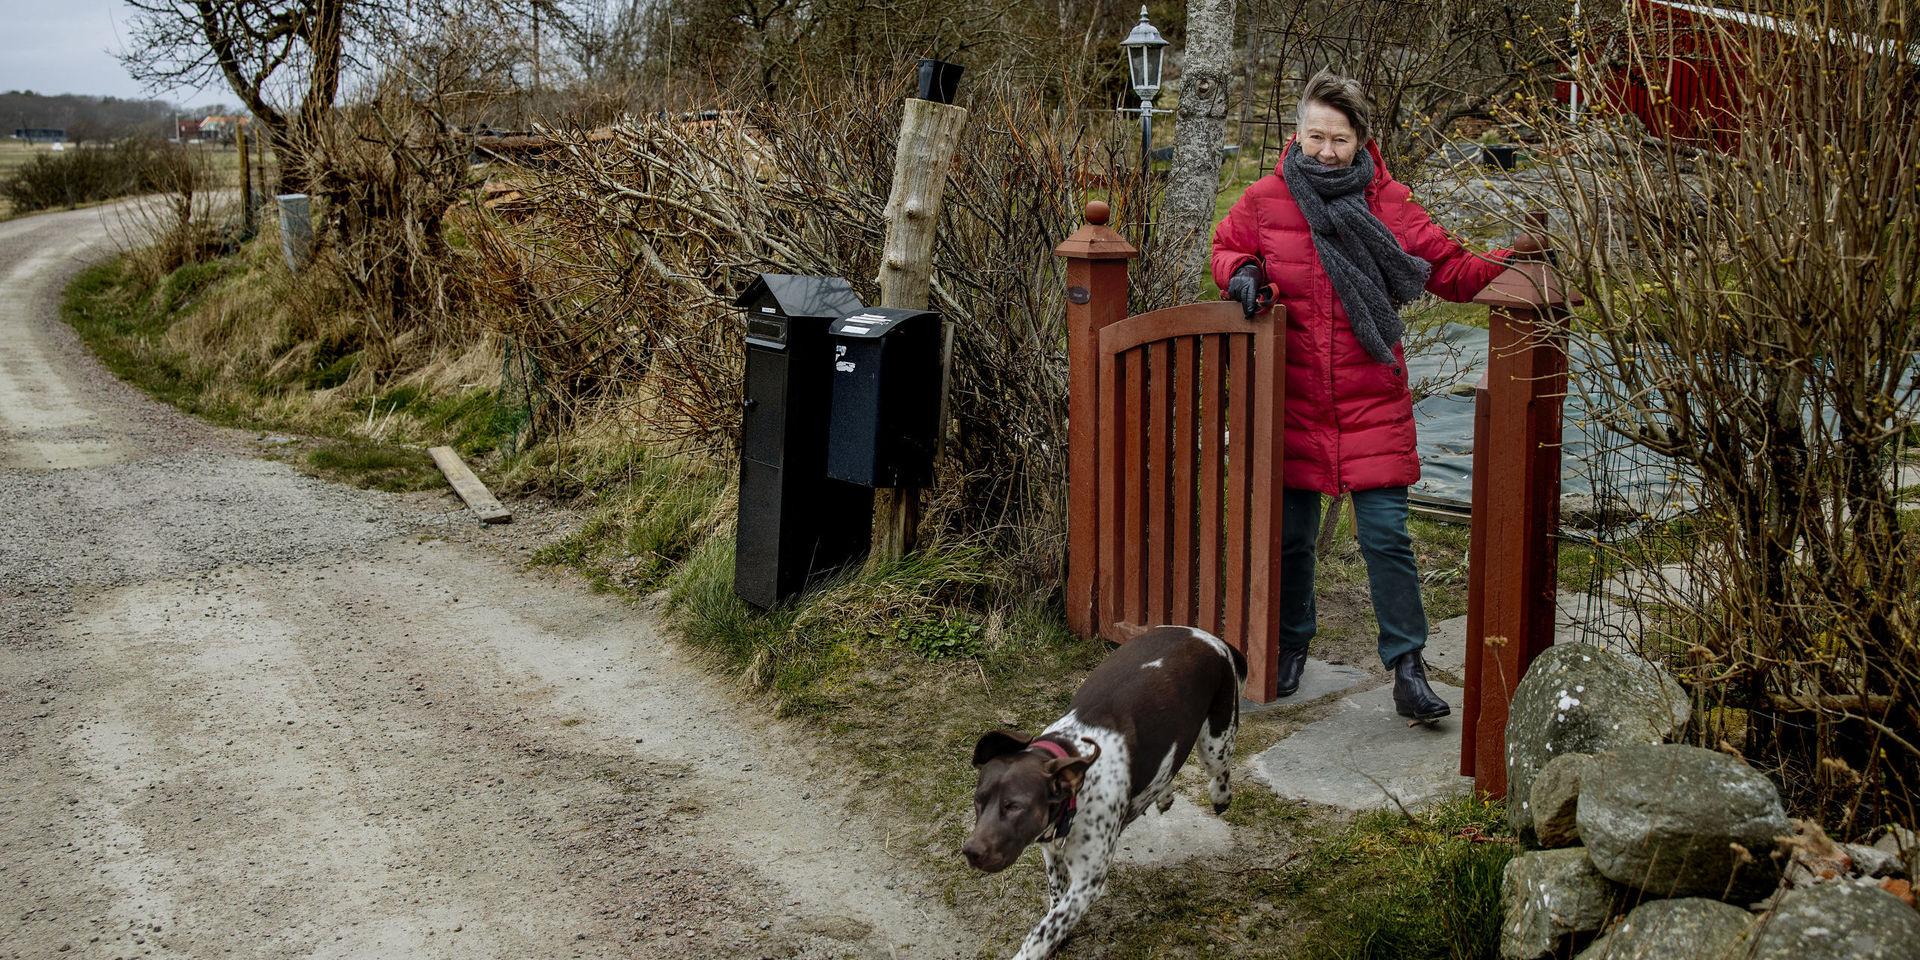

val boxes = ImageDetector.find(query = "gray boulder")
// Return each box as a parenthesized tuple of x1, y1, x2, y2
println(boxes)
(1745, 880, 1920, 960)
(1505, 643, 1690, 839)
(1577, 744, 1790, 900)
(1575, 898, 1753, 960)
(1500, 848, 1625, 959)
(1531, 753, 1597, 849)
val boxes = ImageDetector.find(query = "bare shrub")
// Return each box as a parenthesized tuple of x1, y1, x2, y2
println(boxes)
(469, 72, 1167, 587)
(1514, 1, 1920, 830)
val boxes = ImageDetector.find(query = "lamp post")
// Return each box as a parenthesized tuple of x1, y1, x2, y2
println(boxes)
(1119, 5, 1168, 167)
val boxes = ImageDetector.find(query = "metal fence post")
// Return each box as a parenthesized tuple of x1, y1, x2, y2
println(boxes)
(276, 193, 312, 271)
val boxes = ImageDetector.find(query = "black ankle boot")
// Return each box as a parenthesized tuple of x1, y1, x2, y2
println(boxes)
(1276, 648, 1308, 698)
(1391, 650, 1450, 721)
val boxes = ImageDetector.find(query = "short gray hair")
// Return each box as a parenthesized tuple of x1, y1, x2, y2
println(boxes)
(1296, 69, 1372, 143)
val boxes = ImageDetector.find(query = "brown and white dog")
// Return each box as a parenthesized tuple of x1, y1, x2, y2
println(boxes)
(963, 626, 1246, 959)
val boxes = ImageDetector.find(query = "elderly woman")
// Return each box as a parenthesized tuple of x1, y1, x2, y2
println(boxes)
(1211, 70, 1541, 722)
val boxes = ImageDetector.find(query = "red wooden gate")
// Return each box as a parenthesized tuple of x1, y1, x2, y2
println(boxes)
(1059, 202, 1285, 702)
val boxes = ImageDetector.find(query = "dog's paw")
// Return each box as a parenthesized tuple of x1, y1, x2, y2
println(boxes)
(1212, 798, 1232, 815)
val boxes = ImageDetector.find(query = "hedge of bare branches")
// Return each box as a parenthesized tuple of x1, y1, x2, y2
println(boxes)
(1513, 1, 1920, 830)
(466, 77, 1170, 586)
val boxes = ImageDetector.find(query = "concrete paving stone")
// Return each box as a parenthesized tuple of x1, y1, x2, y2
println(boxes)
(1246, 682, 1471, 811)
(1242, 658, 1373, 714)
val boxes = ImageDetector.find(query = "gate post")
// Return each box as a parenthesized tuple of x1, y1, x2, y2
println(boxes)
(1460, 260, 1583, 798)
(1056, 200, 1138, 637)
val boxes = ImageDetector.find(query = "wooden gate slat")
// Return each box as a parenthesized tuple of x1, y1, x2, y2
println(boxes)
(1245, 323, 1284, 701)
(1197, 334, 1226, 636)
(1123, 345, 1148, 628)
(1098, 348, 1125, 638)
(1147, 339, 1173, 625)
(1223, 333, 1253, 646)
(1172, 336, 1199, 627)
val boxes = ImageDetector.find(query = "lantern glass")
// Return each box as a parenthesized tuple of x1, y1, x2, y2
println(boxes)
(1119, 5, 1168, 102)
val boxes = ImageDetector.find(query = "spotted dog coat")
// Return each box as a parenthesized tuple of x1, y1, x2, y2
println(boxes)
(965, 626, 1246, 960)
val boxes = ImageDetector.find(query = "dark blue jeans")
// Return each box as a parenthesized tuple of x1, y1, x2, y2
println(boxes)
(1279, 486, 1428, 668)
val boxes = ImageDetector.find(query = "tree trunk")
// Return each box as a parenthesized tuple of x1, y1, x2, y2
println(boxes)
(1158, 0, 1236, 299)
(872, 97, 969, 562)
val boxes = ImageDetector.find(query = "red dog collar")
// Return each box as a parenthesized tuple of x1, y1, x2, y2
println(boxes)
(1030, 738, 1080, 841)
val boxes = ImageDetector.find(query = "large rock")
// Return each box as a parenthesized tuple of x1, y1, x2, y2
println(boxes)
(1745, 880, 1920, 960)
(1575, 898, 1753, 960)
(1531, 753, 1597, 849)
(1500, 848, 1625, 959)
(1506, 644, 1690, 839)
(1577, 744, 1790, 900)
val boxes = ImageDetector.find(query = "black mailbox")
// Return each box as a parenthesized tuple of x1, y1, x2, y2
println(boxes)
(733, 274, 875, 609)
(826, 307, 943, 488)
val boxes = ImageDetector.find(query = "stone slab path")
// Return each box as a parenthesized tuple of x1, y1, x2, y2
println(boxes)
(1242, 658, 1373, 715)
(1247, 683, 1470, 811)
(1244, 590, 1646, 813)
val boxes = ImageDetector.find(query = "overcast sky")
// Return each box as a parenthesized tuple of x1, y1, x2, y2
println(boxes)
(1, 0, 226, 107)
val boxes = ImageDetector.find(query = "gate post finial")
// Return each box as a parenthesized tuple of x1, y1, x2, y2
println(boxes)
(1057, 201, 1138, 637)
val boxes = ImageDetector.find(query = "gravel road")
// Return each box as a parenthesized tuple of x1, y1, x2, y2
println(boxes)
(0, 203, 979, 960)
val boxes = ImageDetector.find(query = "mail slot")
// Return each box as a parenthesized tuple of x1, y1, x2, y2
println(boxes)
(826, 307, 942, 488)
(732, 274, 875, 608)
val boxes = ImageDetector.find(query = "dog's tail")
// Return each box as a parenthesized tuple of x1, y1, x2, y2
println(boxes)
(1228, 644, 1248, 684)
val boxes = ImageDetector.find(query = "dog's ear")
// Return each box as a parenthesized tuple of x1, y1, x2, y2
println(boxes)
(1045, 741, 1100, 796)
(972, 730, 1031, 767)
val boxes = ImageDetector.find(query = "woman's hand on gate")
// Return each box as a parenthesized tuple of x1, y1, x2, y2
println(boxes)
(1226, 262, 1273, 318)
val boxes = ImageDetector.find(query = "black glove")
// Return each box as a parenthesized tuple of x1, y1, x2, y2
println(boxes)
(1225, 262, 1271, 318)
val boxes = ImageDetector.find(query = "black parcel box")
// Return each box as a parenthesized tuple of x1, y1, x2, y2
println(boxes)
(825, 307, 942, 488)
(732, 274, 875, 609)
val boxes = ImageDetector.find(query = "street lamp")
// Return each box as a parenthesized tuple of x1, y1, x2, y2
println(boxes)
(1119, 5, 1169, 167)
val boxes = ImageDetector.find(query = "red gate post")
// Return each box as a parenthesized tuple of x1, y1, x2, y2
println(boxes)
(1057, 200, 1139, 637)
(1459, 260, 1583, 798)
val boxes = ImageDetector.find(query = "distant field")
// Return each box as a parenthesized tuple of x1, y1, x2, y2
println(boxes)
(0, 139, 255, 221)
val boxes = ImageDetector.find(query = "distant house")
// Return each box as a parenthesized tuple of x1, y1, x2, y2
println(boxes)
(11, 127, 66, 144)
(1565, 0, 1920, 149)
(197, 115, 252, 142)
(176, 118, 204, 141)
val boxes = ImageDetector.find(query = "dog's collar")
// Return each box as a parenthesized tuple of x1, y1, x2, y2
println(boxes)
(1029, 738, 1080, 842)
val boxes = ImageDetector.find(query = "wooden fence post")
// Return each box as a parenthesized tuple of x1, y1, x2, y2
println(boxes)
(1460, 260, 1583, 798)
(873, 95, 969, 561)
(236, 125, 255, 234)
(1056, 200, 1139, 636)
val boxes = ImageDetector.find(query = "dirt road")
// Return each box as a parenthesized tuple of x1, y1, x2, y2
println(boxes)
(0, 204, 979, 960)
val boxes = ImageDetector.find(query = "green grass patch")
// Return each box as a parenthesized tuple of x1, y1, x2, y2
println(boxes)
(533, 453, 728, 592)
(1290, 796, 1517, 960)
(305, 441, 440, 492)
(62, 257, 221, 413)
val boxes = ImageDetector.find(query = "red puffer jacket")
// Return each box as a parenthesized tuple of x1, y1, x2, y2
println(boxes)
(1211, 140, 1512, 495)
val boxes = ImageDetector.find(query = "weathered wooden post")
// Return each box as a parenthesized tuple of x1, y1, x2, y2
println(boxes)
(872, 61, 969, 561)
(236, 125, 255, 234)
(1056, 200, 1139, 636)
(1459, 260, 1583, 798)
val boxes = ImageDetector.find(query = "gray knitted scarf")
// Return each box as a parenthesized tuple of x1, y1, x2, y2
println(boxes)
(1283, 143, 1432, 364)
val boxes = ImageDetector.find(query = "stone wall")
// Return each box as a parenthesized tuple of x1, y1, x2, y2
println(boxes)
(1496, 645, 1920, 959)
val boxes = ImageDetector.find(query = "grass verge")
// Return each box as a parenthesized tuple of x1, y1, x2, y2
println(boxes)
(60, 248, 525, 490)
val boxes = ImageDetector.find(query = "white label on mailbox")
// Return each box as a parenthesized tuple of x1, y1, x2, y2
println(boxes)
(760, 306, 776, 314)
(839, 324, 872, 335)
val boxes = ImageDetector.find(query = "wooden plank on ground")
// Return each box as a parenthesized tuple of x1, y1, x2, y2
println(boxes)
(428, 446, 512, 524)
